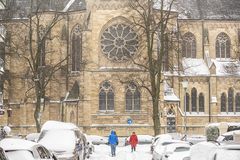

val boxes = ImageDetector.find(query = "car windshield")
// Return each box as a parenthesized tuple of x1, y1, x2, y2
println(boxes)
(38, 130, 76, 152)
(6, 150, 35, 160)
(174, 147, 190, 152)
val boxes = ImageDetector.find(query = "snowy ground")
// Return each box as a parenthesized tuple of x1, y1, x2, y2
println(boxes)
(89, 144, 152, 160)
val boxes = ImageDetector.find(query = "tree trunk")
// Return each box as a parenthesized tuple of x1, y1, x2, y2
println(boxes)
(152, 96, 161, 136)
(34, 97, 42, 132)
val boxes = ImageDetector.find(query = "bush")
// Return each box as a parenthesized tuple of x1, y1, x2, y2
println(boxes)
(206, 126, 219, 141)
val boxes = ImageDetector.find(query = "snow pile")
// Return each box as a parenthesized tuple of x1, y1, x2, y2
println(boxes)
(0, 138, 37, 150)
(41, 120, 79, 131)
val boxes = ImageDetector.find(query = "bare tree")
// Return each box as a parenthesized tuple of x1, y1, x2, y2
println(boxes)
(126, 0, 179, 135)
(4, 0, 67, 132)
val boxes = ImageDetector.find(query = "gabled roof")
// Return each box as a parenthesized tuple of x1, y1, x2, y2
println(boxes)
(176, 0, 240, 20)
(0, 0, 86, 20)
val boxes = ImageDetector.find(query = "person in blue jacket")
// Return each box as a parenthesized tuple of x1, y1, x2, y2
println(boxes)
(108, 130, 118, 157)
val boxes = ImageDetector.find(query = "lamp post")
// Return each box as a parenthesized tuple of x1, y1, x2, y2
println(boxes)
(182, 80, 188, 141)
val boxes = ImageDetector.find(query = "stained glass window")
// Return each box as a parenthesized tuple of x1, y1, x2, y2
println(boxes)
(99, 81, 114, 111)
(71, 24, 82, 71)
(228, 88, 234, 112)
(101, 23, 138, 62)
(199, 93, 204, 112)
(182, 32, 196, 58)
(125, 82, 140, 111)
(191, 88, 197, 112)
(235, 93, 240, 112)
(216, 32, 230, 59)
(221, 93, 227, 112)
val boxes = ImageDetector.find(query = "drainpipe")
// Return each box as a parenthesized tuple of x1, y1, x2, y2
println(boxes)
(208, 77, 211, 123)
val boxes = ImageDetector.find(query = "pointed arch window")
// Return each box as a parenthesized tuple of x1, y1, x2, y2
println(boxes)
(71, 24, 82, 71)
(235, 93, 240, 112)
(186, 93, 190, 112)
(221, 93, 227, 112)
(99, 81, 114, 111)
(191, 88, 197, 112)
(182, 32, 196, 58)
(199, 93, 204, 112)
(228, 88, 234, 112)
(216, 32, 231, 59)
(126, 82, 140, 111)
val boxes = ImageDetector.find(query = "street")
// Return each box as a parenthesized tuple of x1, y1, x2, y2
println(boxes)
(89, 144, 152, 160)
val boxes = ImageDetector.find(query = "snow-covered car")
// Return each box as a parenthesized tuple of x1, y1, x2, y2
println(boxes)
(217, 130, 240, 142)
(25, 133, 40, 142)
(152, 139, 190, 160)
(86, 135, 108, 145)
(162, 143, 191, 160)
(125, 135, 153, 145)
(210, 144, 240, 160)
(151, 134, 173, 153)
(0, 138, 56, 160)
(190, 141, 219, 160)
(38, 121, 87, 160)
(0, 147, 8, 160)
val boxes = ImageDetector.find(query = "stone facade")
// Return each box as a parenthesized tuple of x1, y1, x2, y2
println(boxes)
(0, 0, 240, 137)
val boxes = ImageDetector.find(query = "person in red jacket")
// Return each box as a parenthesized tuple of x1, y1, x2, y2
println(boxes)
(129, 132, 138, 152)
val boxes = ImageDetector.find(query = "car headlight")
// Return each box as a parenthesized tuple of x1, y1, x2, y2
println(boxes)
(183, 157, 191, 160)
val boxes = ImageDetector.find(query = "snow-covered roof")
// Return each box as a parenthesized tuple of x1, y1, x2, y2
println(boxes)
(0, 138, 38, 151)
(182, 58, 210, 76)
(176, 0, 240, 20)
(164, 81, 180, 102)
(212, 59, 240, 76)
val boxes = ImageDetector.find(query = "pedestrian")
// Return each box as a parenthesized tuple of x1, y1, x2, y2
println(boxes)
(108, 130, 118, 157)
(129, 132, 138, 152)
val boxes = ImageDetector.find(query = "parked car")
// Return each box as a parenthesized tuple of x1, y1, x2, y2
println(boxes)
(151, 134, 173, 153)
(217, 130, 240, 142)
(38, 121, 87, 160)
(190, 141, 219, 160)
(0, 138, 56, 160)
(210, 144, 240, 160)
(25, 132, 40, 142)
(0, 147, 8, 160)
(86, 135, 108, 145)
(162, 143, 191, 160)
(125, 135, 153, 145)
(152, 139, 190, 160)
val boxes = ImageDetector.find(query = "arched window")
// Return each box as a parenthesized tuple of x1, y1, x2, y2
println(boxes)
(199, 93, 204, 112)
(182, 32, 196, 58)
(186, 93, 190, 112)
(71, 24, 82, 71)
(216, 32, 231, 59)
(191, 88, 197, 112)
(126, 82, 140, 111)
(235, 93, 240, 112)
(221, 93, 227, 112)
(228, 88, 234, 112)
(99, 81, 114, 111)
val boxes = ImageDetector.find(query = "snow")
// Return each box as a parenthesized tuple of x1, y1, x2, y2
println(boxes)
(190, 141, 218, 160)
(182, 58, 210, 76)
(126, 135, 153, 144)
(212, 59, 240, 76)
(38, 130, 76, 152)
(41, 120, 79, 131)
(89, 144, 152, 160)
(86, 135, 108, 145)
(6, 150, 35, 160)
(0, 138, 37, 150)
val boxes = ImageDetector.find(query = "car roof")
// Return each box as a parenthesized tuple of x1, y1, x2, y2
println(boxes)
(41, 120, 80, 131)
(0, 138, 40, 151)
(222, 130, 240, 136)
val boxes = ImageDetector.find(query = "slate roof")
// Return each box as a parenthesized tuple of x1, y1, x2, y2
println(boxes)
(177, 0, 240, 20)
(0, 0, 86, 20)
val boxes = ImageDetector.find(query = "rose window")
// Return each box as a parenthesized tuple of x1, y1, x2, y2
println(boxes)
(101, 23, 138, 62)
